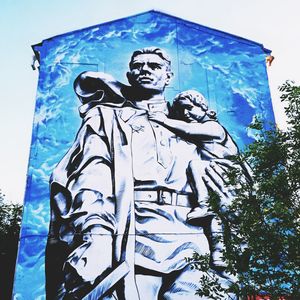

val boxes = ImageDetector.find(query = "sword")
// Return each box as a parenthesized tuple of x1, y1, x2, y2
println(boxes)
(81, 261, 130, 300)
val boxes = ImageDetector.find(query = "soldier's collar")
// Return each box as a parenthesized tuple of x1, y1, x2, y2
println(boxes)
(127, 99, 169, 114)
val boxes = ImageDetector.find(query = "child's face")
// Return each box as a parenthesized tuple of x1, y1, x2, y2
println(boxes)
(177, 97, 206, 122)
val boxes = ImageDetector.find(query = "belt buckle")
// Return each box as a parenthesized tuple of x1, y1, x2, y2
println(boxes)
(158, 190, 172, 205)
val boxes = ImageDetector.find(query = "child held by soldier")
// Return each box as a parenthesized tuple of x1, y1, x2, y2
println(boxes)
(149, 90, 240, 268)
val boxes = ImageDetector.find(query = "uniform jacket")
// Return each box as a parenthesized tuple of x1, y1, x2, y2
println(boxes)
(47, 73, 143, 299)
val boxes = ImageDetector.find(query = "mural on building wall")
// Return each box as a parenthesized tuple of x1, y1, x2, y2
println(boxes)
(13, 11, 274, 300)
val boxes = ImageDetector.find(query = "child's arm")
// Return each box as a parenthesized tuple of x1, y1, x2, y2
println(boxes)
(148, 112, 225, 142)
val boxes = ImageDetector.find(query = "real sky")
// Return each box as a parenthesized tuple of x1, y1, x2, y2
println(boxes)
(0, 0, 299, 204)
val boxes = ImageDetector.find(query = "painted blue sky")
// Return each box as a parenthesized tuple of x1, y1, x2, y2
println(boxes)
(1, 0, 299, 204)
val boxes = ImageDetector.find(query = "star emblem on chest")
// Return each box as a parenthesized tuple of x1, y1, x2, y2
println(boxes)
(130, 124, 145, 133)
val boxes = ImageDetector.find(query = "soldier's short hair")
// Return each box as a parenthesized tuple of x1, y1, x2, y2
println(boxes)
(129, 47, 171, 71)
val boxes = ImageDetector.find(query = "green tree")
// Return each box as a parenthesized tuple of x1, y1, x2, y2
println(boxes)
(190, 82, 300, 299)
(0, 190, 23, 300)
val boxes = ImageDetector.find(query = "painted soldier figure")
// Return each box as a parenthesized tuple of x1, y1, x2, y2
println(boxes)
(46, 47, 238, 299)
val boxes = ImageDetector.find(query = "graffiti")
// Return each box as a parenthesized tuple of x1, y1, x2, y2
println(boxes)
(45, 47, 249, 299)
(13, 11, 274, 300)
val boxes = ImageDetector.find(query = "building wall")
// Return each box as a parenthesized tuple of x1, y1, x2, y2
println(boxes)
(13, 11, 274, 299)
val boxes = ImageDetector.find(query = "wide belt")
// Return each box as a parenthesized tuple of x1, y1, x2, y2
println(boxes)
(134, 189, 193, 207)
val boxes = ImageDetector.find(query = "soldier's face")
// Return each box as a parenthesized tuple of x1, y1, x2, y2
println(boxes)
(127, 54, 172, 93)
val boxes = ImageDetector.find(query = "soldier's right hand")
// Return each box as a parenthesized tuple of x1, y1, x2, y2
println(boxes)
(63, 234, 113, 294)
